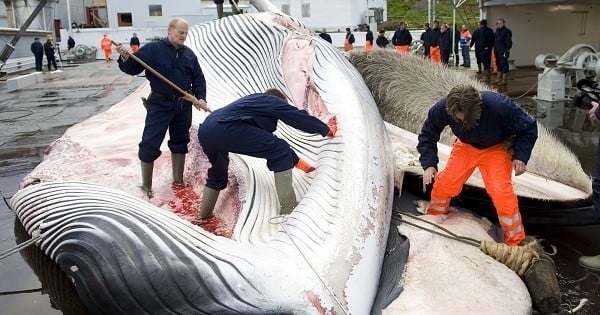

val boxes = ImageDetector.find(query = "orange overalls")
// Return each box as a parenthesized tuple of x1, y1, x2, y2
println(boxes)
(365, 41, 373, 51)
(396, 45, 410, 54)
(101, 36, 112, 61)
(430, 46, 441, 63)
(426, 140, 525, 246)
(344, 38, 353, 52)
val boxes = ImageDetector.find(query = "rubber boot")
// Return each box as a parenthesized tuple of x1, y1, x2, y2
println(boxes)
(494, 72, 503, 85)
(476, 63, 482, 74)
(199, 187, 220, 219)
(141, 161, 154, 198)
(500, 72, 508, 85)
(274, 169, 297, 215)
(172, 153, 185, 184)
(482, 69, 491, 84)
(579, 254, 600, 271)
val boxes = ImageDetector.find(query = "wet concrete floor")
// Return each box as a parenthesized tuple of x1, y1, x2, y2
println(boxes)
(0, 61, 599, 314)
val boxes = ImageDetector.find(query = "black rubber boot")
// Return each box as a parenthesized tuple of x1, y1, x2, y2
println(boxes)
(141, 161, 154, 198)
(199, 187, 220, 219)
(274, 169, 297, 215)
(172, 153, 185, 184)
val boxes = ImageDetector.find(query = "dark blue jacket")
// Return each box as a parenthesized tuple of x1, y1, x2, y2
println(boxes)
(205, 93, 329, 136)
(494, 26, 512, 54)
(417, 91, 538, 170)
(477, 26, 495, 52)
(392, 29, 412, 46)
(31, 41, 43, 55)
(118, 39, 206, 101)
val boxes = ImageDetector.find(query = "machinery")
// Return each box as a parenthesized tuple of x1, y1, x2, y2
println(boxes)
(535, 44, 600, 102)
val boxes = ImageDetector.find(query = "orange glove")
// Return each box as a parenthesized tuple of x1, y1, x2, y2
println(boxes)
(327, 116, 337, 138)
(296, 159, 315, 173)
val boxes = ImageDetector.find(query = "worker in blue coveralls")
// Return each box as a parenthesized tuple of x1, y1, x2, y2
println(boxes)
(116, 17, 209, 198)
(197, 88, 337, 219)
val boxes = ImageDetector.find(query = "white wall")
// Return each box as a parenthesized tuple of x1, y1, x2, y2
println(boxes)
(485, 3, 600, 66)
(269, 0, 387, 30)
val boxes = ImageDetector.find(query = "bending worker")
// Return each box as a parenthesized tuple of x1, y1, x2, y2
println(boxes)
(417, 84, 538, 246)
(197, 88, 337, 219)
(116, 17, 208, 198)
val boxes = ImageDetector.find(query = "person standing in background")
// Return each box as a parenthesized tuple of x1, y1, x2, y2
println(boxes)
(392, 22, 412, 54)
(67, 36, 76, 51)
(30, 37, 44, 71)
(470, 26, 482, 73)
(318, 29, 332, 43)
(130, 33, 140, 53)
(460, 25, 471, 68)
(101, 34, 113, 62)
(365, 25, 374, 51)
(420, 22, 431, 59)
(438, 24, 452, 66)
(429, 20, 442, 63)
(494, 18, 512, 85)
(376, 29, 389, 49)
(477, 19, 495, 83)
(43, 38, 57, 71)
(344, 27, 355, 52)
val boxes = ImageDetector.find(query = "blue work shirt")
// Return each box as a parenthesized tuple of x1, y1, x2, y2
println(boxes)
(206, 93, 329, 136)
(118, 39, 206, 101)
(417, 91, 538, 170)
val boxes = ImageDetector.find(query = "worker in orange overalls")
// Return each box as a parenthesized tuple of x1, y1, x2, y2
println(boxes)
(428, 20, 442, 63)
(344, 28, 355, 52)
(392, 21, 412, 54)
(417, 84, 538, 246)
(365, 25, 374, 51)
(101, 34, 112, 61)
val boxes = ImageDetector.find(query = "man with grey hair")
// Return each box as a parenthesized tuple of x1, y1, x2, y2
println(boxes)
(116, 17, 209, 198)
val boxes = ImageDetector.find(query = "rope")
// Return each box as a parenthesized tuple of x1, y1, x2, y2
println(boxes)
(269, 215, 348, 315)
(511, 67, 552, 100)
(0, 229, 42, 261)
(1, 187, 14, 211)
(0, 287, 43, 296)
(396, 211, 539, 276)
(480, 239, 540, 277)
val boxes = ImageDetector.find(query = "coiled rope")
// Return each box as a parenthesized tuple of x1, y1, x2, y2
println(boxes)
(396, 212, 541, 277)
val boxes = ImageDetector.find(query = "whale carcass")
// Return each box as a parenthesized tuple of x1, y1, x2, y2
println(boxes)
(10, 11, 393, 314)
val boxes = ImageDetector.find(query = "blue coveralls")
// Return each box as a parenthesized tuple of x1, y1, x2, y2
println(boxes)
(118, 39, 207, 162)
(494, 26, 513, 73)
(198, 93, 329, 190)
(477, 26, 495, 71)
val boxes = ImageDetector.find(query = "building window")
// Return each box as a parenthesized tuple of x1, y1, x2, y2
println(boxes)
(117, 13, 132, 27)
(149, 5, 162, 17)
(282, 4, 290, 15)
(301, 3, 310, 18)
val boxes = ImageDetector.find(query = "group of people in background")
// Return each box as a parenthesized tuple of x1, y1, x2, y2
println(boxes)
(320, 18, 511, 87)
(30, 37, 57, 72)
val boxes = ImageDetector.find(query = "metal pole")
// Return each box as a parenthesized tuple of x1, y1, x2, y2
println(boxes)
(428, 0, 431, 24)
(452, 0, 456, 66)
(67, 0, 72, 32)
